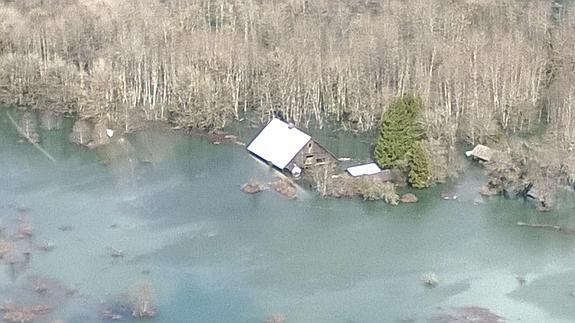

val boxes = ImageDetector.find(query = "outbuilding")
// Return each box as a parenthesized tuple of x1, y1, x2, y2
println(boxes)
(465, 144, 495, 162)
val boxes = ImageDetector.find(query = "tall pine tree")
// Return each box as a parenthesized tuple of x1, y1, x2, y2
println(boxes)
(407, 142, 431, 188)
(374, 94, 430, 187)
(374, 94, 422, 169)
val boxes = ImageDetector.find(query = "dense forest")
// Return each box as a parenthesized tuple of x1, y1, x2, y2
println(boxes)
(0, 0, 574, 194)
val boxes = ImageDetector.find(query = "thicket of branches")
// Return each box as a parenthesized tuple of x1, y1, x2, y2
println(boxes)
(0, 0, 574, 181)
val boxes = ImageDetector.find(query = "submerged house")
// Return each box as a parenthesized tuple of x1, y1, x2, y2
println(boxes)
(247, 118, 337, 177)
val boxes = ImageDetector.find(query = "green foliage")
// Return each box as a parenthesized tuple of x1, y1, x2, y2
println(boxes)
(407, 142, 431, 188)
(374, 94, 423, 169)
(374, 94, 430, 188)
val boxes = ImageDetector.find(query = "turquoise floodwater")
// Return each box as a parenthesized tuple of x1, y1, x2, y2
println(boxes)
(1, 109, 575, 323)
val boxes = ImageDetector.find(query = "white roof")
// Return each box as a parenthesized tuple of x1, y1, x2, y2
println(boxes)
(346, 162, 382, 177)
(247, 119, 311, 169)
(466, 144, 494, 161)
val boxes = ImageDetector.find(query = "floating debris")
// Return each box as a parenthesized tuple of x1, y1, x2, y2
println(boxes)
(422, 272, 439, 288)
(241, 180, 265, 194)
(26, 276, 76, 299)
(265, 313, 285, 323)
(1, 304, 53, 323)
(431, 306, 504, 322)
(201, 130, 245, 146)
(516, 275, 526, 286)
(57, 225, 73, 232)
(32, 278, 48, 294)
(517, 221, 575, 234)
(37, 241, 56, 252)
(107, 247, 125, 258)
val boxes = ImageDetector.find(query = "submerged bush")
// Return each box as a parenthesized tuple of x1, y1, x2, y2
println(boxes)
(356, 178, 399, 205)
(131, 282, 157, 318)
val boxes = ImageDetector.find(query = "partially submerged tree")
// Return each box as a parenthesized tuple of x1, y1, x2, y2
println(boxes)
(374, 94, 423, 169)
(374, 94, 430, 188)
(131, 282, 157, 318)
(408, 142, 431, 188)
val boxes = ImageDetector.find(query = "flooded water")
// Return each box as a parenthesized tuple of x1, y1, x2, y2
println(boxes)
(1, 109, 575, 322)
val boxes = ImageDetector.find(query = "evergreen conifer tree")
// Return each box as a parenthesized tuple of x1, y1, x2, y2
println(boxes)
(374, 94, 422, 169)
(374, 94, 430, 188)
(407, 142, 431, 188)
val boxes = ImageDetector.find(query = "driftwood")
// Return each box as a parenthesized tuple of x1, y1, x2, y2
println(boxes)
(516, 222, 575, 234)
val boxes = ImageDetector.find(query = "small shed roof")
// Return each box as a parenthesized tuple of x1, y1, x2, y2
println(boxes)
(465, 144, 494, 161)
(247, 119, 311, 169)
(346, 162, 382, 177)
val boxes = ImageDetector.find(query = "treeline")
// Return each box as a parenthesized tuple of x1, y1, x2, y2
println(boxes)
(0, 0, 574, 182)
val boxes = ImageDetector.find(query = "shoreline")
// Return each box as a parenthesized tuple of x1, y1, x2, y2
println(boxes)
(2, 105, 573, 211)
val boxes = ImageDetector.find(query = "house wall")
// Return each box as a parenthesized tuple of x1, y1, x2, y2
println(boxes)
(290, 140, 338, 172)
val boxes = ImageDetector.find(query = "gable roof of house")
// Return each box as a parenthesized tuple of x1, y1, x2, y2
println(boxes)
(247, 118, 311, 169)
(465, 144, 495, 161)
